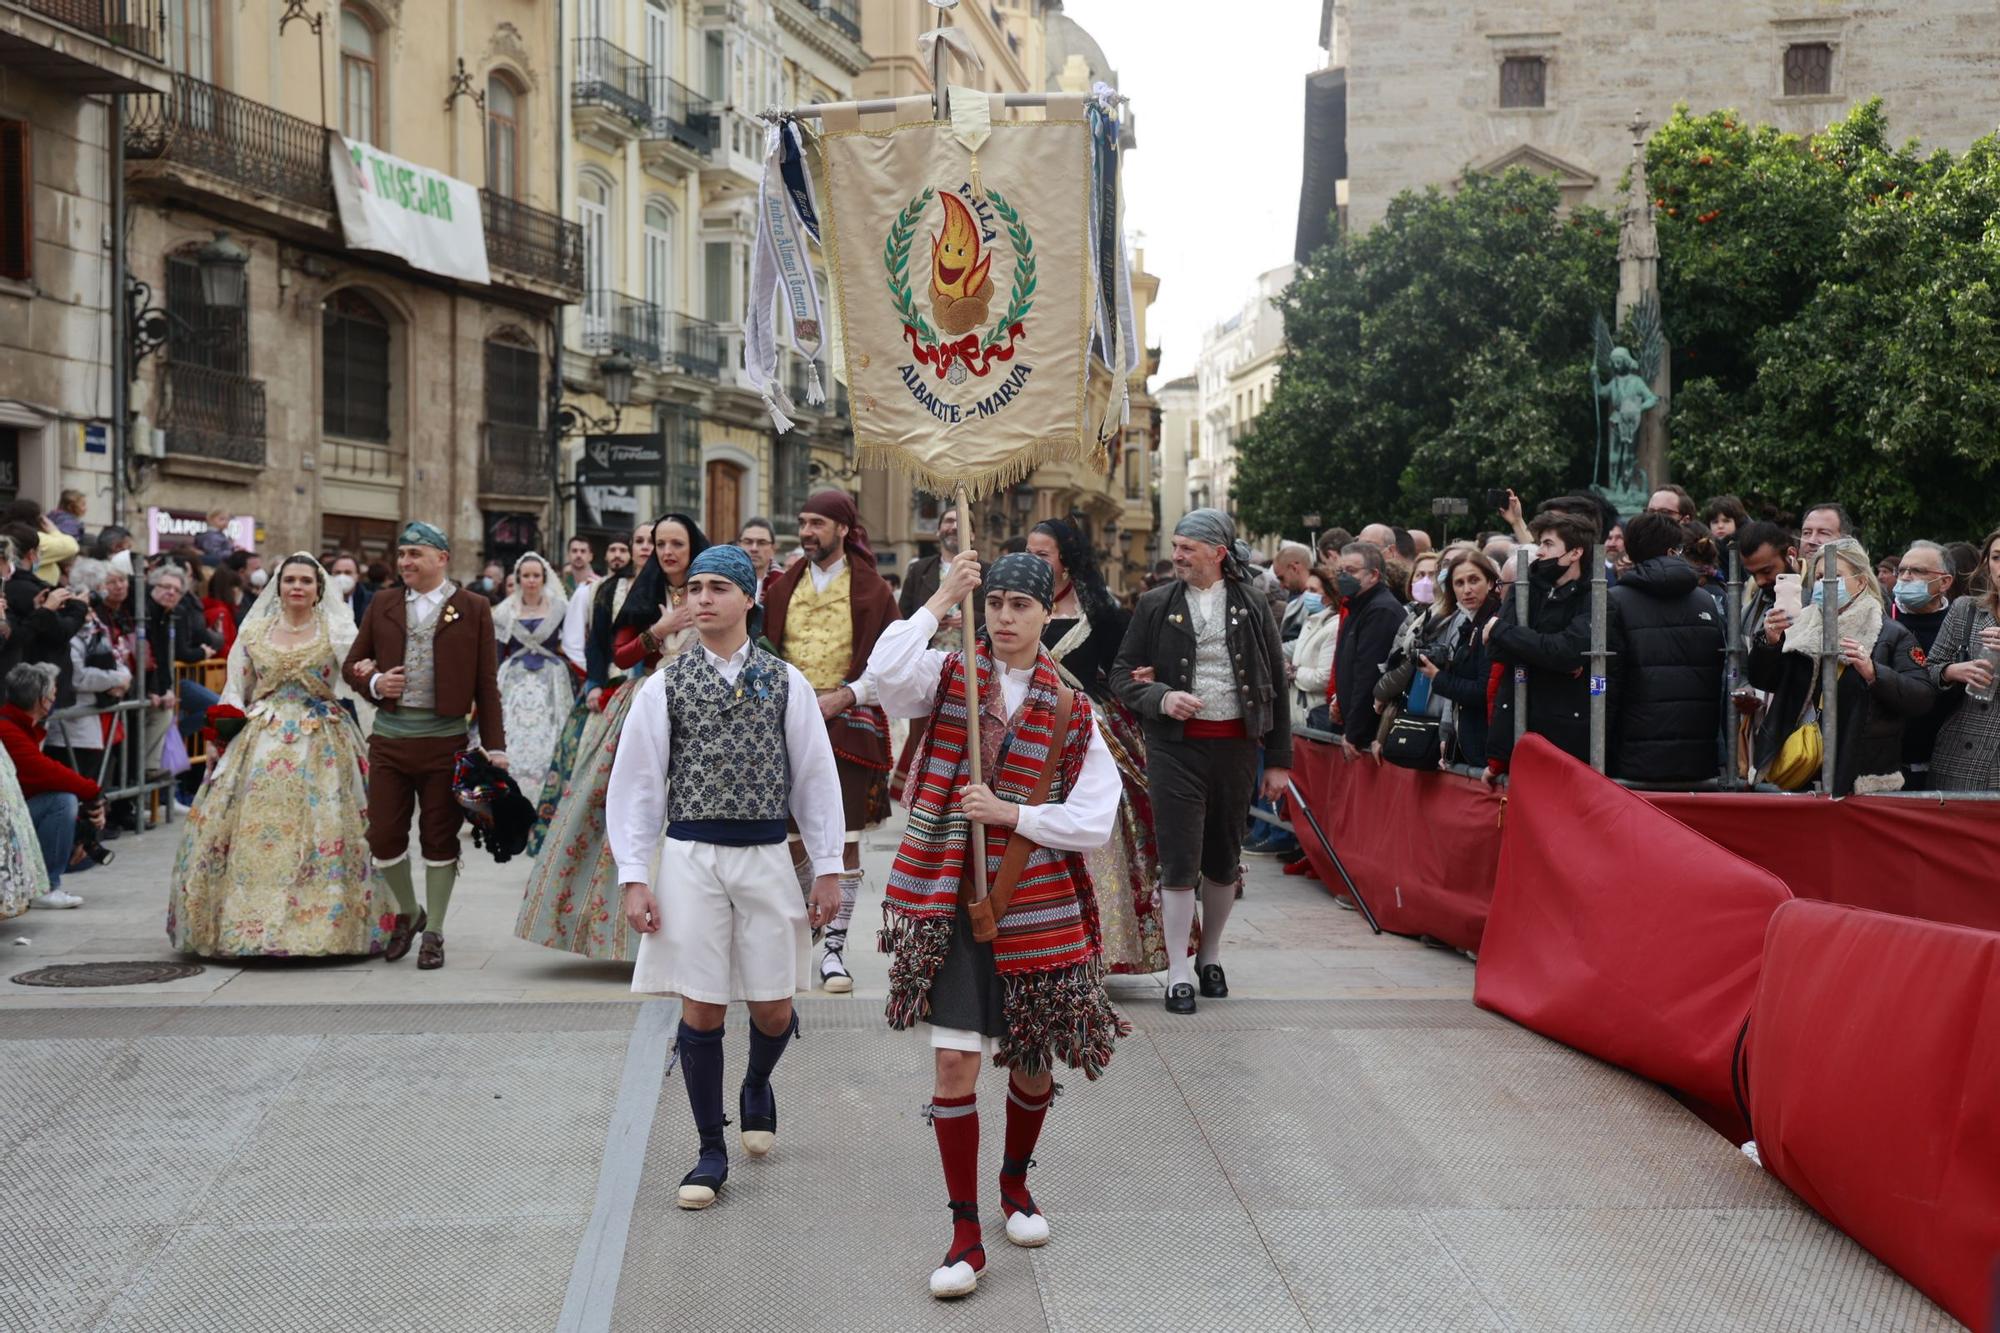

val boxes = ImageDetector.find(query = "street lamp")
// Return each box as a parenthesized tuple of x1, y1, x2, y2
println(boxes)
(555, 352, 636, 435)
(195, 231, 250, 311)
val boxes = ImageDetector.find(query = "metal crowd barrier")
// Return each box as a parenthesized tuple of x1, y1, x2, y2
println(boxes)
(43, 696, 181, 827)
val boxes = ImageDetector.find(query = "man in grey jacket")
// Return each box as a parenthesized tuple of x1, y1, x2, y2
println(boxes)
(1112, 509, 1292, 1015)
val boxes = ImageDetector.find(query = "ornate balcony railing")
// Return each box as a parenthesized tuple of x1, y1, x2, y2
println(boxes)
(15, 0, 163, 58)
(480, 421, 551, 498)
(667, 313, 722, 380)
(480, 190, 585, 295)
(124, 72, 332, 213)
(819, 0, 860, 43)
(162, 362, 266, 466)
(644, 75, 717, 154)
(582, 292, 664, 366)
(574, 37, 652, 125)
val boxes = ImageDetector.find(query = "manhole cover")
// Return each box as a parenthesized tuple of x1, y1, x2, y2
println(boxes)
(11, 961, 205, 988)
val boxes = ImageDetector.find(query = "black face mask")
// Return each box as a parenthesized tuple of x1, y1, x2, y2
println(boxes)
(1528, 555, 1568, 585)
(1335, 573, 1363, 600)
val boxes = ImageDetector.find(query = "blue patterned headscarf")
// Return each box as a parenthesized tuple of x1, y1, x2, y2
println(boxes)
(688, 543, 757, 595)
(982, 551, 1056, 609)
(398, 520, 450, 552)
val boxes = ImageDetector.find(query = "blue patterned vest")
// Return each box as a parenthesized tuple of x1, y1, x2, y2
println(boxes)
(661, 645, 793, 845)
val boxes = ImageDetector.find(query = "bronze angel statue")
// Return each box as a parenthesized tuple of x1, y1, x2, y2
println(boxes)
(1592, 291, 1664, 502)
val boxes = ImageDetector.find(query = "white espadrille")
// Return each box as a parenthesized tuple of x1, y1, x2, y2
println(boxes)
(928, 1260, 980, 1299)
(1004, 1209, 1050, 1247)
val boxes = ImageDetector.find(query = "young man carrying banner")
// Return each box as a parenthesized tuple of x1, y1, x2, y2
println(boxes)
(608, 543, 843, 1210)
(869, 549, 1127, 1300)
(758, 488, 900, 992)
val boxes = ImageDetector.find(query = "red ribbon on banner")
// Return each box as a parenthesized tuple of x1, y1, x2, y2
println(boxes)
(903, 323, 1026, 380)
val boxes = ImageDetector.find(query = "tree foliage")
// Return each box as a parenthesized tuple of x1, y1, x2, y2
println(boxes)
(1243, 101, 2000, 552)
(1234, 171, 1615, 539)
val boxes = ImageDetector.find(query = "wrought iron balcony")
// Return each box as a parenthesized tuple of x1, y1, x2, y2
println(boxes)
(644, 75, 717, 154)
(13, 0, 163, 59)
(573, 37, 652, 125)
(582, 292, 664, 366)
(480, 190, 585, 296)
(124, 72, 333, 213)
(162, 362, 266, 466)
(666, 313, 722, 380)
(480, 422, 551, 499)
(819, 0, 861, 43)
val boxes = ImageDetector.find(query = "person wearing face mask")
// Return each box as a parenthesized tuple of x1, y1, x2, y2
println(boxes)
(1371, 544, 1465, 745)
(1408, 552, 1440, 610)
(1485, 510, 1598, 769)
(1287, 571, 1339, 734)
(1329, 541, 1413, 761)
(1888, 540, 1955, 787)
(1750, 538, 1935, 794)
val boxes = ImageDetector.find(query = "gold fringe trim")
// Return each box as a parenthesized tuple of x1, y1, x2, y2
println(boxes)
(853, 436, 1097, 503)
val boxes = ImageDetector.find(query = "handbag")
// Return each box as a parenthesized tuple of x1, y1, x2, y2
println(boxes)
(964, 684, 1074, 944)
(1380, 712, 1442, 770)
(1765, 665, 1842, 791)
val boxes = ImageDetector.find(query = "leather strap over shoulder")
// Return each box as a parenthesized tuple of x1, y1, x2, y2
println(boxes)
(980, 684, 1075, 926)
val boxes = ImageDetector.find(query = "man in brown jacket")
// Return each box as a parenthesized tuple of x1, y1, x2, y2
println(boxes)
(343, 521, 506, 970)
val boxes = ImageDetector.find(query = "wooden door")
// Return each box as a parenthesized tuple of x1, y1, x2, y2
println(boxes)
(705, 460, 741, 543)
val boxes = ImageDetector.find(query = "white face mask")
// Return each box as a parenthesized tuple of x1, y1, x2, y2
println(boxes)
(332, 572, 356, 598)
(248, 569, 269, 590)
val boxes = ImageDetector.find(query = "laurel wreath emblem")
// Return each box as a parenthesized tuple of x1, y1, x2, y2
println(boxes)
(883, 186, 1037, 353)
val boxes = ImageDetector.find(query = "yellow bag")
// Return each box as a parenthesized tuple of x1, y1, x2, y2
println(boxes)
(1765, 720, 1823, 791)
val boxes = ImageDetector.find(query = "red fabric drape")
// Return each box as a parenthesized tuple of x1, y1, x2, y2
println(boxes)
(1750, 900, 2000, 1331)
(1473, 737, 1792, 1137)
(1289, 739, 1503, 952)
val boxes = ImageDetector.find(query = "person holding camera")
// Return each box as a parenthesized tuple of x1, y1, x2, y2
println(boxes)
(0, 662, 105, 909)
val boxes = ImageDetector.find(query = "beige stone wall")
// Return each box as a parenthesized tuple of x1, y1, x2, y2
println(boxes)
(0, 81, 117, 523)
(1343, 0, 2000, 232)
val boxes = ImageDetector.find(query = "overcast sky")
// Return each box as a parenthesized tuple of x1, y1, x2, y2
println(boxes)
(1058, 0, 1324, 381)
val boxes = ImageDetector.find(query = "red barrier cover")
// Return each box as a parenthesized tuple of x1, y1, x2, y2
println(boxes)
(1290, 740, 1503, 952)
(1474, 737, 1792, 1135)
(1750, 900, 2000, 1331)
(1646, 791, 2000, 934)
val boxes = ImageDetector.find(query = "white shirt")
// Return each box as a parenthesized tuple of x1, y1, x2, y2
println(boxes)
(869, 608, 1119, 853)
(808, 555, 847, 594)
(561, 578, 599, 673)
(608, 637, 846, 886)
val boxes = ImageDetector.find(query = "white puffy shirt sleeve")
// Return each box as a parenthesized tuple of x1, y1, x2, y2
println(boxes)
(783, 663, 847, 877)
(561, 586, 594, 672)
(1012, 715, 1119, 853)
(868, 607, 952, 720)
(608, 672, 671, 886)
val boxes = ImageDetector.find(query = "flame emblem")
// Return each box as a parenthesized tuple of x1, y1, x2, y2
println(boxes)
(930, 193, 995, 337)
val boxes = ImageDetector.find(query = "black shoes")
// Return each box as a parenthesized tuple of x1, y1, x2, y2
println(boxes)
(1198, 964, 1229, 999)
(1164, 982, 1197, 1015)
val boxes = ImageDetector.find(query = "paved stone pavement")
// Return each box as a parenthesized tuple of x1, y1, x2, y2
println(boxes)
(0, 817, 1957, 1330)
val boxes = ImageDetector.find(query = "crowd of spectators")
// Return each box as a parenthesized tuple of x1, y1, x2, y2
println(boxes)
(1256, 490, 1999, 817)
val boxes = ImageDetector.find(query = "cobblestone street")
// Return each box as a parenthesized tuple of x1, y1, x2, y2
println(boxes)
(0, 819, 1955, 1331)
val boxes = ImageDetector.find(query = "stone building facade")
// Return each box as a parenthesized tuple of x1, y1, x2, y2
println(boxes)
(557, 0, 863, 556)
(0, 1, 171, 526)
(1189, 262, 1290, 534)
(1318, 0, 2000, 236)
(114, 0, 581, 571)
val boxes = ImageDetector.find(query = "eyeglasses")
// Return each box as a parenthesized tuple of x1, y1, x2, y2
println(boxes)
(1894, 567, 1943, 579)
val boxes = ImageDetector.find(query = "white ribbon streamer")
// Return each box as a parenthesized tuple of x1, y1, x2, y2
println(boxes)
(746, 119, 828, 432)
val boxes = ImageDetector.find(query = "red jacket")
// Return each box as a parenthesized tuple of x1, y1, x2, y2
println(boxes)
(0, 704, 102, 802)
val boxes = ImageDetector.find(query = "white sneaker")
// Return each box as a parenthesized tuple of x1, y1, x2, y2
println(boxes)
(30, 890, 83, 910)
(1005, 1210, 1050, 1247)
(928, 1260, 980, 1299)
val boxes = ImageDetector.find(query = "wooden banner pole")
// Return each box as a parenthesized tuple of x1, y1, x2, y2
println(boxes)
(955, 485, 989, 901)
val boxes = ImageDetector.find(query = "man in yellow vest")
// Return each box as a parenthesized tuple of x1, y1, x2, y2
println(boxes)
(758, 489, 901, 992)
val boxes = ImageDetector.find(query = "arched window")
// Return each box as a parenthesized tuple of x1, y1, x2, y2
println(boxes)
(340, 7, 380, 145)
(323, 290, 391, 443)
(644, 200, 676, 335)
(579, 173, 613, 340)
(486, 74, 521, 198)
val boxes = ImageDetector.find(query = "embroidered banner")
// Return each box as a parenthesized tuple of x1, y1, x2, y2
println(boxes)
(330, 135, 491, 285)
(815, 108, 1097, 499)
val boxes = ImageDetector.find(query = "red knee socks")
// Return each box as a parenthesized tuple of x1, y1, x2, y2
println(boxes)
(929, 1092, 984, 1268)
(999, 1075, 1052, 1216)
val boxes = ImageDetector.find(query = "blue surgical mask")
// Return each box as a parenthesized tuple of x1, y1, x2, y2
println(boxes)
(1810, 579, 1859, 611)
(1892, 578, 1935, 612)
(1299, 592, 1325, 616)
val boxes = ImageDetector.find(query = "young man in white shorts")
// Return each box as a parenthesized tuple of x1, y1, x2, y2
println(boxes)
(609, 543, 843, 1209)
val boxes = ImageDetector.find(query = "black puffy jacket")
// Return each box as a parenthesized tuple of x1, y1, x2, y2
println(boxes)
(1607, 556, 1726, 783)
(1486, 569, 1591, 766)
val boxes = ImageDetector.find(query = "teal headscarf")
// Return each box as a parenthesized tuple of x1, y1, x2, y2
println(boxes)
(398, 520, 450, 552)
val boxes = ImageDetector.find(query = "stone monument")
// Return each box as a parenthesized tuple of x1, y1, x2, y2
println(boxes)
(1592, 112, 1670, 514)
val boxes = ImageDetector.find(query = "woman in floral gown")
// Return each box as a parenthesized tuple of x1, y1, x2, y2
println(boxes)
(0, 745, 49, 920)
(529, 519, 653, 855)
(168, 553, 391, 957)
(515, 514, 706, 961)
(1027, 519, 1169, 975)
(492, 551, 571, 797)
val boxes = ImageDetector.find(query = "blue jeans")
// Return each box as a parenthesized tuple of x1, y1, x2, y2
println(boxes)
(178, 679, 220, 738)
(27, 792, 78, 892)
